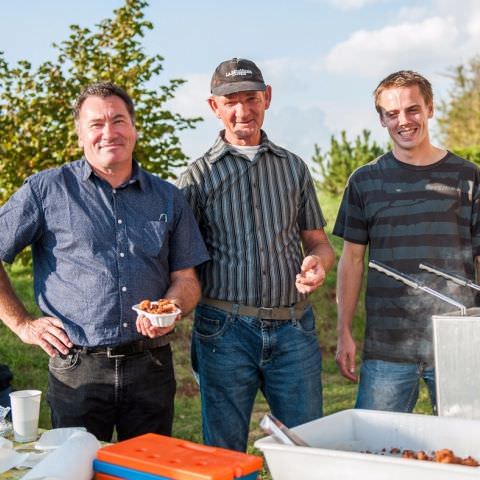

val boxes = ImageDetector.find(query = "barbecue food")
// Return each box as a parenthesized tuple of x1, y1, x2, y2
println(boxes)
(364, 447, 479, 467)
(137, 299, 177, 314)
(398, 448, 479, 467)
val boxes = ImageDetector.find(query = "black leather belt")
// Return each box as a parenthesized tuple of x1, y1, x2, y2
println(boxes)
(73, 336, 171, 358)
(201, 298, 309, 320)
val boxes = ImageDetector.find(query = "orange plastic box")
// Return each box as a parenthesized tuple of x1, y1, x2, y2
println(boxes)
(95, 474, 121, 480)
(96, 433, 263, 480)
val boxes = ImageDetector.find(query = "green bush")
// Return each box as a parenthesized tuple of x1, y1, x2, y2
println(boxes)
(437, 56, 480, 149)
(312, 130, 387, 195)
(452, 145, 480, 166)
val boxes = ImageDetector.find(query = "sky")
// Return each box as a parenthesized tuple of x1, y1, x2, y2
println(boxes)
(1, 0, 479, 165)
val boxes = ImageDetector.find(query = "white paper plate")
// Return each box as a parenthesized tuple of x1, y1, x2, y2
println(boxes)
(132, 304, 180, 327)
(35, 427, 87, 450)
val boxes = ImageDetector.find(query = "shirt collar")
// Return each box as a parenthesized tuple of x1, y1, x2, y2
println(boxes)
(80, 158, 146, 191)
(205, 130, 287, 163)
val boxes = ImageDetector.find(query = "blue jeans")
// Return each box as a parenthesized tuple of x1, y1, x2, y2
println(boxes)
(355, 359, 436, 413)
(192, 303, 323, 452)
(47, 345, 176, 441)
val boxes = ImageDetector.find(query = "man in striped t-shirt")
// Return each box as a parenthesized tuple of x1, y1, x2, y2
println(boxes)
(334, 70, 480, 413)
(178, 58, 335, 452)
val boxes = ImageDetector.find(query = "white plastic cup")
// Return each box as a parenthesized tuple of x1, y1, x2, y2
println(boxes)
(9, 389, 42, 442)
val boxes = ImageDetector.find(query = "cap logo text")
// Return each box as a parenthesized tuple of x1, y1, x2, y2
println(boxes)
(225, 69, 253, 77)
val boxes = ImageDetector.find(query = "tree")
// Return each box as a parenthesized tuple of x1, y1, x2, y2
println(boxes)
(451, 146, 480, 167)
(312, 130, 387, 195)
(0, 0, 201, 205)
(437, 56, 480, 150)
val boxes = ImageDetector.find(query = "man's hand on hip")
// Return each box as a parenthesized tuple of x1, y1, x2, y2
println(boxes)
(16, 317, 73, 357)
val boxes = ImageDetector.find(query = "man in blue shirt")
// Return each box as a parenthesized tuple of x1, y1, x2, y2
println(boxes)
(0, 82, 209, 441)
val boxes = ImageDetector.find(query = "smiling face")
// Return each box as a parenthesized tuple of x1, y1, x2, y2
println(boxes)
(76, 95, 137, 179)
(208, 87, 272, 146)
(377, 85, 433, 156)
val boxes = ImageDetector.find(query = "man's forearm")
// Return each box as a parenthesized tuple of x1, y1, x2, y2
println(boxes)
(301, 228, 336, 274)
(164, 269, 201, 316)
(0, 262, 72, 356)
(0, 262, 32, 334)
(336, 247, 364, 382)
(336, 253, 364, 336)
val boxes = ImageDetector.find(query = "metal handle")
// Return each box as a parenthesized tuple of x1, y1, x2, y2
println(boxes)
(420, 286, 468, 315)
(419, 262, 480, 292)
(369, 260, 467, 316)
(260, 413, 310, 447)
(369, 260, 419, 289)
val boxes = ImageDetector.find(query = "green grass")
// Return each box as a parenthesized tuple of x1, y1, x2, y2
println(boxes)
(0, 192, 432, 479)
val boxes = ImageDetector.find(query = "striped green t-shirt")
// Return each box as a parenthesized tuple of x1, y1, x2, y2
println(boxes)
(333, 151, 480, 364)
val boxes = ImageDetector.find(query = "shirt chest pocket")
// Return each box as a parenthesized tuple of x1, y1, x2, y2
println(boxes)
(141, 220, 169, 257)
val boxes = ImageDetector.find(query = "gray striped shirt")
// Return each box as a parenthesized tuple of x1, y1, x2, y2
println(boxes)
(333, 151, 480, 364)
(177, 131, 326, 307)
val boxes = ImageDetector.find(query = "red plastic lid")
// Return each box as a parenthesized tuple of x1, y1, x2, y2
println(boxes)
(96, 434, 263, 480)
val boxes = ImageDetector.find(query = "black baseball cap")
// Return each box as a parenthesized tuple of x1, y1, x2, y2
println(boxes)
(210, 58, 267, 96)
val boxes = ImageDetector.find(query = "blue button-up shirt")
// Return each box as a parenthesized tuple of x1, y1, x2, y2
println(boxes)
(0, 159, 209, 346)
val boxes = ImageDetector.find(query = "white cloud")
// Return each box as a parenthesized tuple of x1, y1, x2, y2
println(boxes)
(396, 6, 430, 22)
(266, 105, 330, 162)
(432, 0, 479, 17)
(466, 10, 480, 41)
(165, 73, 217, 164)
(175, 117, 219, 163)
(325, 16, 459, 78)
(167, 73, 211, 118)
(431, 0, 480, 57)
(321, 101, 383, 142)
(325, 0, 384, 11)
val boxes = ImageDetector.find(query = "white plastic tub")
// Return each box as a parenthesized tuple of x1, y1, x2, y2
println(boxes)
(254, 409, 480, 480)
(433, 308, 480, 419)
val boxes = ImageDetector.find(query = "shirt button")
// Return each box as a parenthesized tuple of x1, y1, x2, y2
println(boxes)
(121, 286, 127, 292)
(122, 322, 128, 328)
(120, 252, 125, 258)
(118, 219, 123, 224)
(112, 189, 117, 194)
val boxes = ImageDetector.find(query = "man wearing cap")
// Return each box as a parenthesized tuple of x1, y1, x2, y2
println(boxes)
(178, 58, 335, 452)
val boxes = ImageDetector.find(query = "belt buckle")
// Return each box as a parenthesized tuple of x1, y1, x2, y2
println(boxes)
(106, 347, 125, 359)
(258, 307, 274, 319)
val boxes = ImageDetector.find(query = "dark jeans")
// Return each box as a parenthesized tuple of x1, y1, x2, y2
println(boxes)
(0, 386, 11, 408)
(47, 344, 176, 442)
(193, 303, 323, 452)
(0, 363, 13, 408)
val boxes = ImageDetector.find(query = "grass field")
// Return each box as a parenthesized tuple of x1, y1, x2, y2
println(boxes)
(0, 192, 432, 477)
